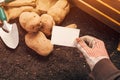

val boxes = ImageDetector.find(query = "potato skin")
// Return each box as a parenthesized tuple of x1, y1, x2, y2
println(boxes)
(47, 0, 70, 24)
(40, 14, 55, 36)
(35, 0, 57, 15)
(65, 24, 77, 28)
(25, 31, 53, 56)
(19, 12, 41, 32)
(6, 6, 34, 21)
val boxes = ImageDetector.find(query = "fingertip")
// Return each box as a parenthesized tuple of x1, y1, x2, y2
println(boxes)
(77, 39, 89, 49)
(76, 38, 81, 42)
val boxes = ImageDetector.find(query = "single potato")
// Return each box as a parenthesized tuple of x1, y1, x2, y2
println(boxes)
(47, 0, 70, 24)
(3, 0, 36, 7)
(40, 14, 55, 36)
(19, 12, 41, 32)
(4, 6, 34, 21)
(25, 31, 53, 56)
(35, 0, 57, 15)
(65, 24, 77, 28)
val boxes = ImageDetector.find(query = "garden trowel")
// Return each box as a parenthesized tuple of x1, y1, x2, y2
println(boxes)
(0, 7, 19, 49)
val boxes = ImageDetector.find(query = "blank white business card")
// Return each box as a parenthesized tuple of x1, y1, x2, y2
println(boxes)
(51, 26, 80, 47)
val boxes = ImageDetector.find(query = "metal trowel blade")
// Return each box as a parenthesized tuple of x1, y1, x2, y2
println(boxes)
(0, 23, 19, 49)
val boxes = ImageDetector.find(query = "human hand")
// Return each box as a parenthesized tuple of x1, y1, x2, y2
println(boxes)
(75, 35, 109, 70)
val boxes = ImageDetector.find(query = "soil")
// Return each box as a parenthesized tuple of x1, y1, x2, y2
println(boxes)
(0, 7, 120, 80)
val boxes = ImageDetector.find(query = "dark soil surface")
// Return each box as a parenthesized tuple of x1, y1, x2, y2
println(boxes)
(0, 7, 120, 80)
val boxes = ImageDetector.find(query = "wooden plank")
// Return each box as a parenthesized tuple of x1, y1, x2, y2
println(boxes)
(72, 0, 120, 33)
(83, 0, 120, 22)
(102, 0, 120, 11)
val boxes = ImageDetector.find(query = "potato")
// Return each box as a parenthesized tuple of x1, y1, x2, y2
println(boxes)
(4, 6, 34, 21)
(19, 12, 42, 32)
(25, 31, 53, 56)
(40, 14, 55, 36)
(117, 41, 120, 51)
(3, 0, 36, 7)
(35, 0, 57, 15)
(47, 0, 70, 24)
(65, 24, 77, 28)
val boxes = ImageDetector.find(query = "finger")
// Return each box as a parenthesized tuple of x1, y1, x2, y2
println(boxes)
(76, 38, 89, 50)
(76, 39, 90, 59)
(81, 35, 95, 43)
(76, 38, 81, 43)
(81, 35, 96, 48)
(89, 39, 96, 48)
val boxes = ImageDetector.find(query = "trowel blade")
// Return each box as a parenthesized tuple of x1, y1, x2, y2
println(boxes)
(0, 23, 19, 49)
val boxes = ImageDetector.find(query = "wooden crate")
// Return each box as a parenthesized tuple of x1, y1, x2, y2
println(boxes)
(72, 0, 120, 33)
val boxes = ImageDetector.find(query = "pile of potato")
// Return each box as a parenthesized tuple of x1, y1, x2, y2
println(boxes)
(1, 0, 77, 56)
(1, 0, 70, 23)
(19, 12, 55, 56)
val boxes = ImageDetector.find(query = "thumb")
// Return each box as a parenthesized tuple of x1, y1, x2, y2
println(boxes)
(76, 38, 90, 59)
(76, 38, 89, 52)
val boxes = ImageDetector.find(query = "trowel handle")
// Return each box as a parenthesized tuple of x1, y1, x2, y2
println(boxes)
(0, 7, 7, 21)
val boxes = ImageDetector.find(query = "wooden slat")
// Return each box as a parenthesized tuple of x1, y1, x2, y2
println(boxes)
(102, 0, 120, 11)
(83, 0, 120, 22)
(72, 0, 120, 33)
